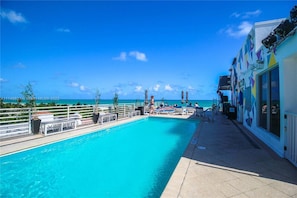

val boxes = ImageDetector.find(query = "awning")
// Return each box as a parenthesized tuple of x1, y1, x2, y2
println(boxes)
(218, 75, 231, 90)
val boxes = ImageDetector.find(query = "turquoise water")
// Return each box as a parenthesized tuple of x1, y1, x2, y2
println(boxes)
(0, 117, 198, 197)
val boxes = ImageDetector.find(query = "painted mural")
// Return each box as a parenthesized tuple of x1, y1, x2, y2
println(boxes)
(231, 28, 278, 128)
(228, 4, 297, 162)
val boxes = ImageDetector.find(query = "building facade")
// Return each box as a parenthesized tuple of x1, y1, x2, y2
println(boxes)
(227, 6, 297, 167)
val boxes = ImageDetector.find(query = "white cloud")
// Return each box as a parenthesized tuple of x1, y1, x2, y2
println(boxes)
(113, 52, 127, 61)
(70, 82, 79, 87)
(135, 86, 142, 92)
(242, 10, 261, 18)
(79, 85, 86, 91)
(153, 84, 160, 91)
(114, 87, 123, 95)
(56, 28, 71, 33)
(113, 51, 148, 62)
(0, 9, 28, 24)
(14, 62, 26, 69)
(188, 85, 195, 91)
(69, 82, 88, 92)
(224, 9, 260, 38)
(0, 78, 8, 82)
(165, 84, 173, 91)
(224, 21, 253, 38)
(129, 51, 148, 61)
(230, 9, 262, 19)
(230, 12, 241, 18)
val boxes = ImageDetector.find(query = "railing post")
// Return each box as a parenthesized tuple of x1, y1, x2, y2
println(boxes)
(67, 106, 70, 119)
(124, 104, 126, 118)
(28, 108, 32, 134)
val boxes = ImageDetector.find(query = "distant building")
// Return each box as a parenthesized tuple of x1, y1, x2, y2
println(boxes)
(222, 6, 297, 167)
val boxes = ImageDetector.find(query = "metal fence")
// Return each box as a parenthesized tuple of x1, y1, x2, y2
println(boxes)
(0, 107, 31, 137)
(0, 103, 138, 138)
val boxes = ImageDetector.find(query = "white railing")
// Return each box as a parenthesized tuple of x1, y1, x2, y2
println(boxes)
(129, 110, 141, 117)
(0, 108, 31, 137)
(284, 112, 297, 167)
(0, 103, 138, 138)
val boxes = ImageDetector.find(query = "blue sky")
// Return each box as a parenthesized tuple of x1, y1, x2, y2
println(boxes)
(0, 1, 295, 100)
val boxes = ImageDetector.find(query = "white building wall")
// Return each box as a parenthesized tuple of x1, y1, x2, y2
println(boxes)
(230, 17, 297, 158)
(278, 34, 297, 113)
(254, 19, 285, 52)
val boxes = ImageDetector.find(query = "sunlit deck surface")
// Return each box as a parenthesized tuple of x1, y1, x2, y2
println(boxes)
(1, 113, 296, 198)
(161, 113, 297, 198)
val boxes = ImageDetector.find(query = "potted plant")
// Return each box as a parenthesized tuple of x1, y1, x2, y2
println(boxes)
(113, 93, 119, 119)
(22, 82, 41, 134)
(31, 114, 41, 134)
(92, 89, 101, 123)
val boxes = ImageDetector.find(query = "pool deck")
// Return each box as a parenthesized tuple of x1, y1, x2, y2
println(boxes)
(0, 117, 146, 155)
(161, 113, 297, 198)
(1, 113, 296, 197)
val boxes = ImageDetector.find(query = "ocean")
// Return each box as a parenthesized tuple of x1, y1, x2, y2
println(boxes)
(3, 99, 218, 108)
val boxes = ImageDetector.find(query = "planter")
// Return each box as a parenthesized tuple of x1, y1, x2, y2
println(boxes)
(31, 119, 41, 134)
(92, 113, 100, 124)
(135, 106, 144, 115)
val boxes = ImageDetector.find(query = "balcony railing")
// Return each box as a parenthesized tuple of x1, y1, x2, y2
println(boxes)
(0, 103, 138, 138)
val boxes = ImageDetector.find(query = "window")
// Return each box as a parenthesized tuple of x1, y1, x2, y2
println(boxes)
(270, 68, 280, 136)
(258, 67, 280, 137)
(259, 73, 268, 129)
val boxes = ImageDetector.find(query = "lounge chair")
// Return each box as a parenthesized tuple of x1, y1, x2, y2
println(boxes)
(155, 107, 175, 114)
(174, 107, 187, 115)
(186, 107, 195, 114)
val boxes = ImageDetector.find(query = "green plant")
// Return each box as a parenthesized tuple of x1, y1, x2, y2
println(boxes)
(21, 82, 36, 108)
(113, 93, 119, 111)
(144, 89, 148, 105)
(94, 89, 101, 114)
(21, 82, 40, 121)
(17, 98, 22, 107)
(0, 98, 3, 108)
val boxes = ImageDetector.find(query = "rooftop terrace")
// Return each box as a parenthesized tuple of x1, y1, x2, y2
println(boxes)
(1, 112, 296, 197)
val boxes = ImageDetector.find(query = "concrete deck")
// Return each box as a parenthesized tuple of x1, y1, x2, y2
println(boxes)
(0, 117, 145, 155)
(162, 113, 297, 198)
(1, 113, 296, 197)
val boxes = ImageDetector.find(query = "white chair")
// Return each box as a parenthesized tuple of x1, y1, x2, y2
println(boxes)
(174, 108, 186, 115)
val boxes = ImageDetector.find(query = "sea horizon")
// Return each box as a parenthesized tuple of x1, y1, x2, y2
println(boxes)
(3, 98, 219, 107)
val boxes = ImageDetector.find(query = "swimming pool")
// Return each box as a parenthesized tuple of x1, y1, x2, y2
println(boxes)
(0, 117, 198, 197)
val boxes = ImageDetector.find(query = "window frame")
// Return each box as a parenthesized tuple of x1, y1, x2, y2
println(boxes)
(257, 66, 280, 137)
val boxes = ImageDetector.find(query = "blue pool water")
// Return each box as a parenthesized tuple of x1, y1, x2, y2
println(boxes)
(0, 117, 198, 197)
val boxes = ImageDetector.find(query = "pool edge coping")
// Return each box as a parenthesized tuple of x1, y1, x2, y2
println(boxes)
(0, 116, 148, 156)
(161, 120, 204, 197)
